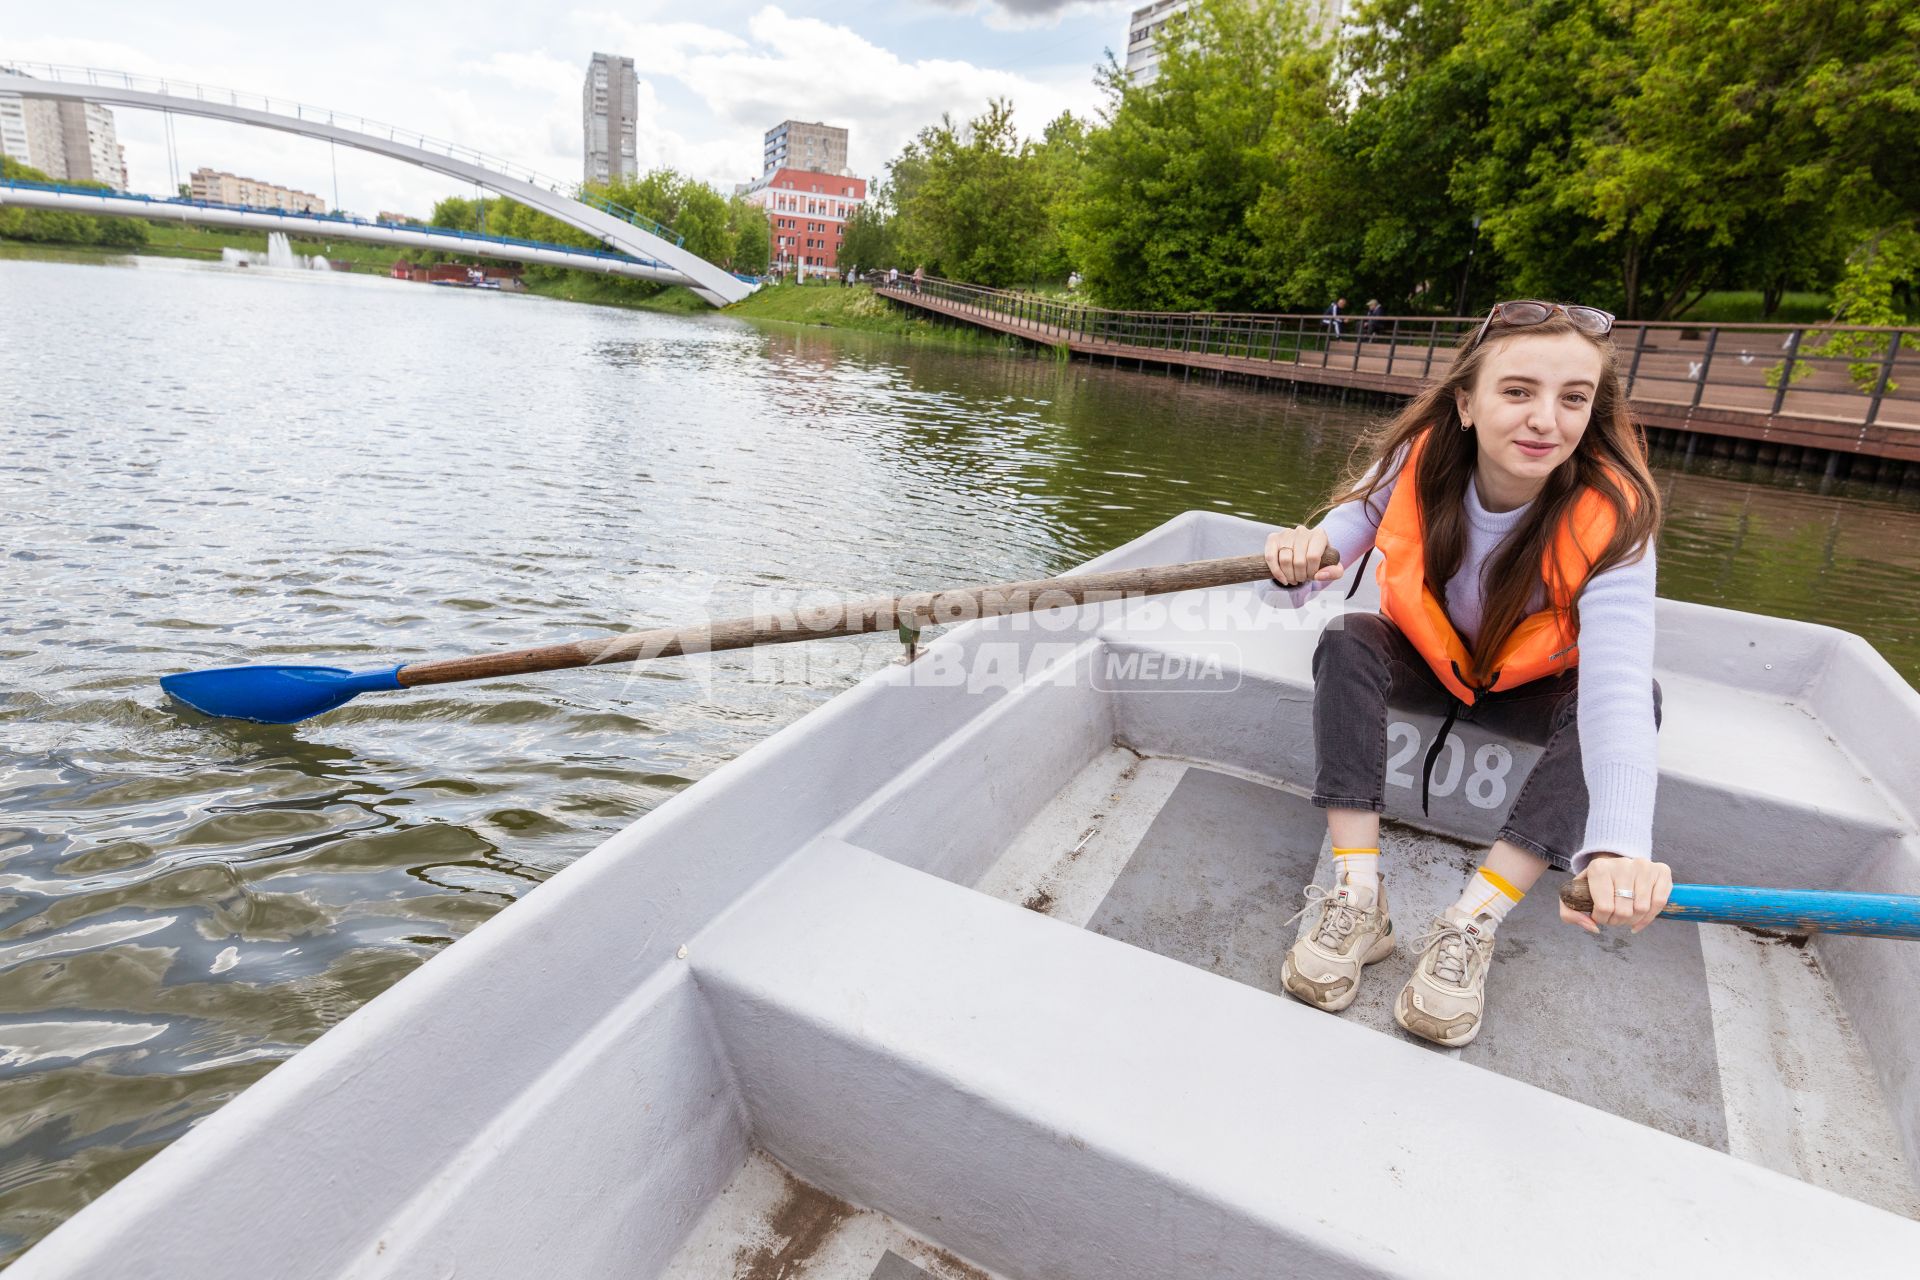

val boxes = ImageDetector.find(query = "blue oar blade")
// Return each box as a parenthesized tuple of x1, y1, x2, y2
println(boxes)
(160, 664, 405, 724)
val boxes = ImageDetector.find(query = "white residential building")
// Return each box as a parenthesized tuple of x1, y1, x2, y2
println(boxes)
(1124, 0, 1347, 86)
(583, 52, 639, 185)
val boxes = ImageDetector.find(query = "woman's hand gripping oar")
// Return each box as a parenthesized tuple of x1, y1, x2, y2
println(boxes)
(1559, 878, 1920, 941)
(161, 547, 1344, 724)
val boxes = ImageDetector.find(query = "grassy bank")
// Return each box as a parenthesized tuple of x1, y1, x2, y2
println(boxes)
(722, 282, 1012, 346)
(1672, 291, 1836, 325)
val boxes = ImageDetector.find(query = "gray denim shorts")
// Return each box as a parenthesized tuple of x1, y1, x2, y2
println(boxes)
(1308, 611, 1662, 871)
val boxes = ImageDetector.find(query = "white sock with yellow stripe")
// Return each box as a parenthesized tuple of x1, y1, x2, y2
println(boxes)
(1453, 865, 1524, 928)
(1332, 846, 1380, 893)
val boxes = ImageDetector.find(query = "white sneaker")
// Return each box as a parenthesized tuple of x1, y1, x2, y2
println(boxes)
(1280, 875, 1395, 1012)
(1394, 906, 1498, 1047)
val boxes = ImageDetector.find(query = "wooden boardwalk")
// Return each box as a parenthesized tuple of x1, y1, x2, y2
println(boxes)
(876, 283, 1920, 477)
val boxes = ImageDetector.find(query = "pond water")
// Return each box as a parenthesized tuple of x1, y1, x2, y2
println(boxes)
(2, 252, 1916, 1261)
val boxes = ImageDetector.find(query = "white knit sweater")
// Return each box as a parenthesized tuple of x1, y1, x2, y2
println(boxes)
(1274, 450, 1659, 873)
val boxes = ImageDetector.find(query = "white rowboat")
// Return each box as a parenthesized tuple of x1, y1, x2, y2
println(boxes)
(14, 512, 1920, 1278)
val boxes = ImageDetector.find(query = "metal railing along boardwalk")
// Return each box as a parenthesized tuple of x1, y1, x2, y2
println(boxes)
(878, 278, 1920, 464)
(0, 62, 685, 248)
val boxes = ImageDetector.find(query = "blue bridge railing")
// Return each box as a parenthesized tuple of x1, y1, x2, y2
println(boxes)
(0, 177, 672, 271)
(574, 189, 685, 248)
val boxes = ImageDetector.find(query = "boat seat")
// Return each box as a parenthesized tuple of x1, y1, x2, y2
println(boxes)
(690, 836, 1920, 1277)
(1094, 587, 1912, 888)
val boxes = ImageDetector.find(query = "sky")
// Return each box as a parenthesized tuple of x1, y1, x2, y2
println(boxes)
(4, 1, 1136, 217)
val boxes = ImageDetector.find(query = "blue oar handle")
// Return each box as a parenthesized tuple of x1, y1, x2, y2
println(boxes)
(1560, 880, 1920, 940)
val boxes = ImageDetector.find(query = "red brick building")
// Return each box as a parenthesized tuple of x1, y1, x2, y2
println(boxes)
(739, 167, 866, 278)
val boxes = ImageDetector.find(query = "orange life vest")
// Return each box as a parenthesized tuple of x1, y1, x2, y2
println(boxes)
(1372, 429, 1628, 705)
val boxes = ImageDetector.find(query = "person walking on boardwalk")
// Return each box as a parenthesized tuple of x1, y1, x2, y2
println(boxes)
(1362, 299, 1384, 338)
(1262, 299, 1669, 1048)
(912, 265, 925, 294)
(1323, 296, 1347, 339)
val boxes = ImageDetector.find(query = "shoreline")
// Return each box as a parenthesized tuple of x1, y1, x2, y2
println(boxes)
(0, 234, 1015, 348)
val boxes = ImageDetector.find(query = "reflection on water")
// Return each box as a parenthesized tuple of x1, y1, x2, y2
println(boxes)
(2, 253, 1917, 1260)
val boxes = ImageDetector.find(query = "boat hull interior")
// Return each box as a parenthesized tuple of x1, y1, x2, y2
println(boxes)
(14, 512, 1920, 1279)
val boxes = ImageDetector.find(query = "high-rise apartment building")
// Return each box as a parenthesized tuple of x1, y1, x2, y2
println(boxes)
(1123, 0, 1195, 84)
(58, 101, 128, 190)
(1125, 0, 1346, 85)
(0, 73, 127, 189)
(762, 120, 848, 178)
(582, 52, 639, 185)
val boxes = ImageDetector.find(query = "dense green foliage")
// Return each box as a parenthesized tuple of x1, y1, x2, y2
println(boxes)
(863, 101, 1086, 287)
(856, 0, 1916, 321)
(0, 157, 148, 248)
(428, 167, 771, 299)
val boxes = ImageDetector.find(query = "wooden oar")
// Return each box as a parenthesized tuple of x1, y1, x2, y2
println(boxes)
(1559, 879, 1920, 941)
(161, 547, 1341, 725)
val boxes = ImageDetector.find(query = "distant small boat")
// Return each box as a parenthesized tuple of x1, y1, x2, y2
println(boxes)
(12, 512, 1919, 1278)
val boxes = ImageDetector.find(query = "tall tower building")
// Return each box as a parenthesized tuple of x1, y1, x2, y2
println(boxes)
(0, 71, 126, 189)
(582, 52, 638, 185)
(762, 120, 848, 178)
(58, 101, 127, 189)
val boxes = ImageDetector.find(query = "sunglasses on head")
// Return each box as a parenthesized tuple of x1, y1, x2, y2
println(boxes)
(1470, 300, 1615, 349)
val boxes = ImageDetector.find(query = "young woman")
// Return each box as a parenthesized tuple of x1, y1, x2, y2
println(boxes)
(1262, 300, 1670, 1048)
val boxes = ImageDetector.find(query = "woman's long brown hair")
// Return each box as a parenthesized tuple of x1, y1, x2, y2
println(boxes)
(1312, 313, 1662, 684)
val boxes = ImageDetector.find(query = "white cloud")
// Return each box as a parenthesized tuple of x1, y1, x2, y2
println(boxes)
(921, 0, 1129, 34)
(6, 7, 1105, 212)
(584, 5, 1101, 181)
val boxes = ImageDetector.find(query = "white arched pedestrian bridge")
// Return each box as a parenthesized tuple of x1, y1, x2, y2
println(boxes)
(0, 63, 755, 305)
(1, 176, 697, 283)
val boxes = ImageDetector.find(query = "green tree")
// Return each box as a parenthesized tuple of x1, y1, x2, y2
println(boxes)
(600, 170, 733, 266)
(1791, 226, 1919, 392)
(890, 100, 1072, 286)
(726, 196, 771, 275)
(1066, 0, 1328, 310)
(840, 194, 895, 274)
(1442, 0, 1916, 318)
(1265, 0, 1488, 312)
(1031, 112, 1091, 282)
